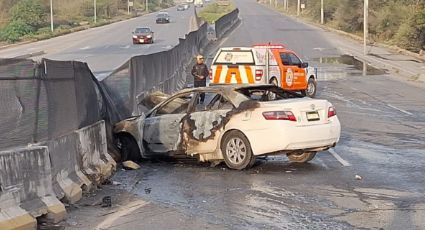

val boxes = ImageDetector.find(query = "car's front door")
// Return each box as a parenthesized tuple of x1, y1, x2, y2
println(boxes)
(278, 52, 306, 90)
(184, 92, 235, 155)
(143, 93, 194, 153)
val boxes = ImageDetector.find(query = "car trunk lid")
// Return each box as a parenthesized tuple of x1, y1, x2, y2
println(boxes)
(259, 98, 330, 125)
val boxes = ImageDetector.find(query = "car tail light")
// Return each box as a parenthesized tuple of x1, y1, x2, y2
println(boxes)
(328, 106, 336, 118)
(255, 69, 263, 81)
(262, 111, 296, 121)
(209, 70, 212, 80)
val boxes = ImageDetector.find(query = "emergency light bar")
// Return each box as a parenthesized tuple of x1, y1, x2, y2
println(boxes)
(253, 44, 286, 49)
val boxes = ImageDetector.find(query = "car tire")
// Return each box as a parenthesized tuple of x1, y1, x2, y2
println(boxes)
(221, 130, 255, 170)
(118, 135, 141, 162)
(287, 152, 316, 163)
(305, 77, 317, 98)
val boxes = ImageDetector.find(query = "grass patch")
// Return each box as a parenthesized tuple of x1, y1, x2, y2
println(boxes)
(198, 2, 236, 24)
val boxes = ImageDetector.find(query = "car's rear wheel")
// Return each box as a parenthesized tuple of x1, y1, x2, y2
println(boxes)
(221, 131, 255, 170)
(287, 152, 316, 163)
(117, 135, 141, 162)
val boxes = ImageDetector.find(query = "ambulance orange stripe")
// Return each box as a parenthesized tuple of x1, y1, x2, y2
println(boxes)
(213, 65, 223, 83)
(244, 65, 254, 83)
(225, 67, 242, 83)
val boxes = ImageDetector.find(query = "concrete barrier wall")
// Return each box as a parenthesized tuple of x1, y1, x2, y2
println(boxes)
(0, 146, 66, 230)
(47, 133, 92, 204)
(74, 120, 116, 185)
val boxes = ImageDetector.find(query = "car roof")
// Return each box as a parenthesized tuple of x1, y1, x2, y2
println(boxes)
(177, 84, 276, 94)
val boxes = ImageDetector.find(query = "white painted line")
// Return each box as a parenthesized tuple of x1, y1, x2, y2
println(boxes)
(387, 104, 413, 116)
(80, 46, 90, 50)
(95, 200, 148, 230)
(329, 149, 351, 167)
(315, 157, 329, 169)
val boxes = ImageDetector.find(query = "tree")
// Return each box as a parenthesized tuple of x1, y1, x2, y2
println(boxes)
(334, 0, 363, 32)
(10, 0, 47, 28)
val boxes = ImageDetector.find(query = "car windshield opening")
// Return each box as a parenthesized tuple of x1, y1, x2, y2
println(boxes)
(135, 28, 150, 33)
(236, 86, 302, 101)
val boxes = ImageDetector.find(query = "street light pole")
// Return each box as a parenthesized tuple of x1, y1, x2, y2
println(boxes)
(128, 0, 130, 15)
(321, 0, 324, 24)
(297, 0, 300, 16)
(50, 0, 53, 32)
(146, 0, 149, 13)
(94, 0, 97, 23)
(364, 0, 368, 55)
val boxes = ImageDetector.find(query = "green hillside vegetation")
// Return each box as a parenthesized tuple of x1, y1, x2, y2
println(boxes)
(274, 0, 425, 53)
(198, 2, 236, 24)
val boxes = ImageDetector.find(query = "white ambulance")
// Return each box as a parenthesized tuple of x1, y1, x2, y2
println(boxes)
(209, 44, 318, 97)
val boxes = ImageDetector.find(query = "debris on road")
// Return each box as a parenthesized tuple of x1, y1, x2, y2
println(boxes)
(101, 196, 112, 207)
(122, 161, 141, 170)
(144, 188, 152, 194)
(355, 175, 362, 180)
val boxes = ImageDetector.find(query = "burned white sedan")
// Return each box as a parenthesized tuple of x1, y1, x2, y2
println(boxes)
(114, 85, 341, 170)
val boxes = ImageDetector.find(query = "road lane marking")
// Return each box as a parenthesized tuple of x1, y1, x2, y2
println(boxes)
(80, 46, 90, 50)
(94, 199, 148, 230)
(316, 157, 329, 169)
(387, 104, 413, 116)
(329, 149, 351, 167)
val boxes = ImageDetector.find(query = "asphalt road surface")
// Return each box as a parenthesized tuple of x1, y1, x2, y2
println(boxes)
(0, 5, 195, 78)
(41, 0, 425, 229)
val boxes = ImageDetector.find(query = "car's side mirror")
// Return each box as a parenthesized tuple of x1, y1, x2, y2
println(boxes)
(300, 62, 308, 68)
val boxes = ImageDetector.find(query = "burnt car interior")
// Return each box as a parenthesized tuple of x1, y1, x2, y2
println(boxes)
(236, 86, 302, 101)
(194, 92, 234, 111)
(155, 93, 193, 116)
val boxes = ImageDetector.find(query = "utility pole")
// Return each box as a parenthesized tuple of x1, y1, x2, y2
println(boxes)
(297, 0, 300, 16)
(320, 0, 324, 24)
(50, 0, 53, 32)
(94, 0, 97, 23)
(364, 0, 368, 55)
(146, 0, 149, 12)
(127, 0, 130, 15)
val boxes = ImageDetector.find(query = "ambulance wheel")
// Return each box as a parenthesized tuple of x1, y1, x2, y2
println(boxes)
(305, 77, 317, 98)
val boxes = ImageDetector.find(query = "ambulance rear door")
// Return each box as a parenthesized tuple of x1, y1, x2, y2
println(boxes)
(211, 48, 256, 84)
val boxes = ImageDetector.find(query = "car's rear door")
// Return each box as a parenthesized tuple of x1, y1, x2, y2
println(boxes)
(184, 92, 235, 155)
(143, 92, 194, 153)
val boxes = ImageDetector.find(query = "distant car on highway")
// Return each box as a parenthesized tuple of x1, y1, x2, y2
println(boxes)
(177, 4, 185, 11)
(210, 44, 318, 97)
(114, 85, 340, 170)
(183, 3, 190, 9)
(132, 27, 154, 44)
(156, 12, 170, 24)
(194, 0, 204, 7)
